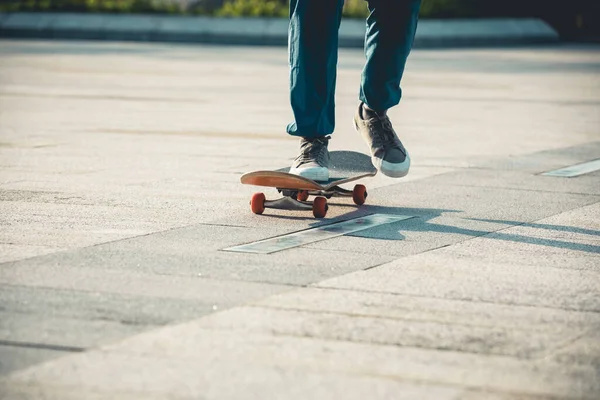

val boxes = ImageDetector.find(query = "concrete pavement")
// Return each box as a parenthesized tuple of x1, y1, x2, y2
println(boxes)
(0, 40, 599, 399)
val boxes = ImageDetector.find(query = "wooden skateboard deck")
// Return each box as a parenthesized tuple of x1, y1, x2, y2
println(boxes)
(241, 151, 377, 218)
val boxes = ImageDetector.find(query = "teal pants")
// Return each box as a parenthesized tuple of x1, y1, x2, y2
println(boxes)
(287, 0, 422, 138)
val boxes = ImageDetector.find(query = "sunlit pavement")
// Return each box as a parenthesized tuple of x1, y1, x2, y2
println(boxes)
(0, 40, 599, 399)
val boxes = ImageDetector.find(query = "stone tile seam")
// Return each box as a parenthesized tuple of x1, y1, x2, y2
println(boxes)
(0, 339, 85, 353)
(150, 271, 305, 289)
(0, 219, 253, 267)
(0, 241, 59, 248)
(3, 265, 596, 331)
(310, 285, 600, 315)
(362, 255, 412, 270)
(239, 304, 594, 334)
(0, 306, 169, 327)
(119, 322, 579, 362)
(0, 280, 300, 300)
(350, 371, 593, 400)
(268, 286, 600, 316)
(530, 329, 595, 361)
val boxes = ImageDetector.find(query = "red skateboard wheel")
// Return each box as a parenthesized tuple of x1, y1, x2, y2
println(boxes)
(352, 184, 367, 205)
(312, 196, 328, 218)
(297, 190, 309, 201)
(250, 192, 266, 214)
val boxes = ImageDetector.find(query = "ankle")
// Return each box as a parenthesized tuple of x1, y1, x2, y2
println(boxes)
(362, 103, 387, 118)
(302, 135, 330, 143)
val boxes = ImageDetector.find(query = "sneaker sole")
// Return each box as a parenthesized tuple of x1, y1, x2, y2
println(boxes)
(289, 166, 329, 182)
(376, 157, 411, 178)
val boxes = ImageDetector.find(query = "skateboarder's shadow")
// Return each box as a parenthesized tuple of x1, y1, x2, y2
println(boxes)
(305, 204, 459, 242)
(302, 204, 600, 254)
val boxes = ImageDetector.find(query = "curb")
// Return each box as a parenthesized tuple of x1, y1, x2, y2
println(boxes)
(0, 13, 560, 48)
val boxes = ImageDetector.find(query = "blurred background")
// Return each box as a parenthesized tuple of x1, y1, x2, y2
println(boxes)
(0, 0, 599, 42)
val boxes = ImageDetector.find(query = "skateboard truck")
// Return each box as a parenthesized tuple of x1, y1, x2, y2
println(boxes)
(250, 184, 367, 219)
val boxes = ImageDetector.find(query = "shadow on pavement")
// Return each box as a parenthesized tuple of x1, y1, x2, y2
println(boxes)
(277, 203, 600, 255)
(467, 217, 600, 238)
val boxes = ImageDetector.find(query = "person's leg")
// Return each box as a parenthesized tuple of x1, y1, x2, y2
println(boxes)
(360, 0, 421, 111)
(287, 0, 344, 181)
(287, 0, 344, 139)
(354, 0, 421, 178)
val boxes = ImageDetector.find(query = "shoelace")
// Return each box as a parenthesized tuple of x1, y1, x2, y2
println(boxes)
(296, 137, 328, 165)
(366, 116, 400, 150)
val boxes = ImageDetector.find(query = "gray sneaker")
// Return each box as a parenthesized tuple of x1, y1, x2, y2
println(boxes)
(353, 102, 410, 178)
(289, 136, 330, 182)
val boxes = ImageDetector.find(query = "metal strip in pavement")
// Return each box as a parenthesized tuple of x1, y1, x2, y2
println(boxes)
(223, 214, 414, 254)
(541, 159, 600, 177)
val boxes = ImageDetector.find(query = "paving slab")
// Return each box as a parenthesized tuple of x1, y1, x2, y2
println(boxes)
(2, 320, 595, 399)
(504, 202, 600, 242)
(0, 223, 396, 285)
(0, 285, 218, 325)
(171, 306, 585, 358)
(367, 179, 598, 223)
(0, 284, 237, 358)
(0, 264, 292, 303)
(316, 251, 600, 311)
(421, 167, 600, 196)
(432, 236, 600, 272)
(255, 287, 600, 334)
(432, 202, 600, 272)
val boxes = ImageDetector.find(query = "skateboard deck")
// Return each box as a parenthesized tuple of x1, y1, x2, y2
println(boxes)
(241, 151, 377, 218)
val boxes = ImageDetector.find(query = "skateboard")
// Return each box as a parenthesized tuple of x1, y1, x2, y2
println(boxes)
(241, 151, 377, 218)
